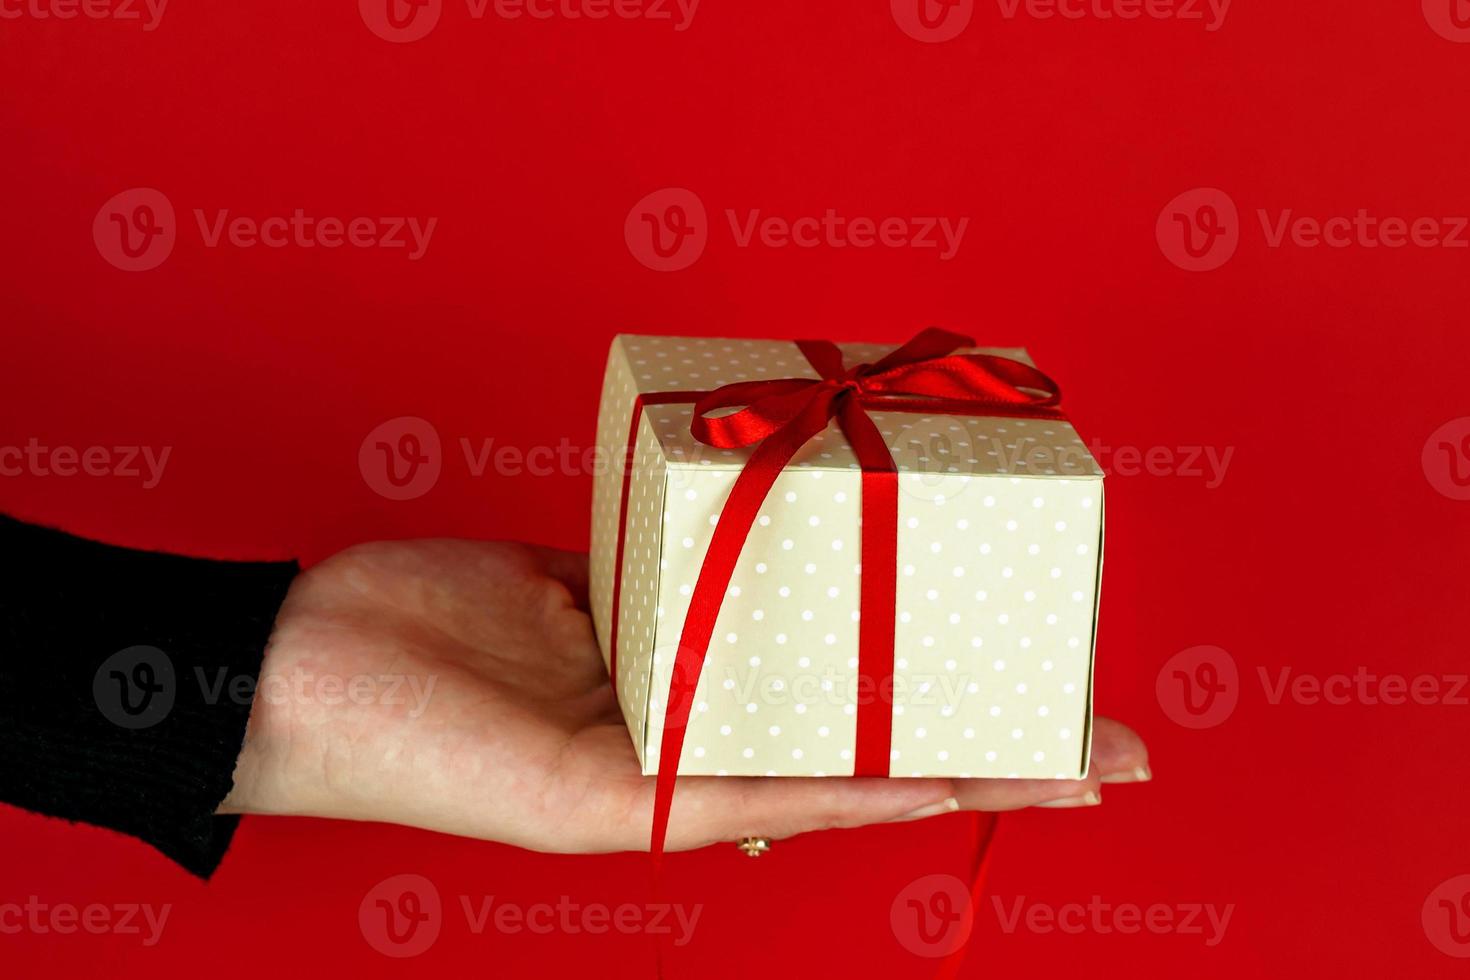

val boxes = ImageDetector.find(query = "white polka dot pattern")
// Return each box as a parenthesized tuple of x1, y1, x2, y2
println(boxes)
(591, 335, 1103, 779)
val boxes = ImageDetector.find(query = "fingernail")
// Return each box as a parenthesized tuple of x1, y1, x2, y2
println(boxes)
(1100, 765, 1152, 785)
(1035, 790, 1101, 809)
(889, 797, 960, 823)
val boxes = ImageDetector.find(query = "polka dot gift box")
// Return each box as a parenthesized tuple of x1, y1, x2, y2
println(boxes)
(589, 333, 1104, 780)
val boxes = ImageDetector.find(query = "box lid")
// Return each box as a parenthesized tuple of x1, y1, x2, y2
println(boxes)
(615, 334, 1103, 480)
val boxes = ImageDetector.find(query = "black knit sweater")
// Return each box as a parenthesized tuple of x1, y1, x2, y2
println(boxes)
(0, 514, 297, 877)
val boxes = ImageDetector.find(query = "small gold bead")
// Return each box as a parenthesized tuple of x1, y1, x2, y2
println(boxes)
(736, 836, 771, 857)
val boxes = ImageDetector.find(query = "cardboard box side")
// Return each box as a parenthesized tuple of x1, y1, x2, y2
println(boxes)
(589, 336, 637, 657)
(889, 470, 1103, 778)
(1078, 482, 1106, 778)
(636, 469, 672, 776)
(588, 336, 673, 764)
(614, 411, 668, 771)
(639, 464, 1103, 778)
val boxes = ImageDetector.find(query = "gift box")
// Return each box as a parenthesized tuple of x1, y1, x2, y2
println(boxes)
(589, 332, 1103, 782)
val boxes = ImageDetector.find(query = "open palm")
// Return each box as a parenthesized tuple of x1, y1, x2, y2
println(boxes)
(222, 539, 1149, 849)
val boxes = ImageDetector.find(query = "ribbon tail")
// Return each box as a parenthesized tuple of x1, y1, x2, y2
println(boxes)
(650, 397, 837, 868)
(936, 813, 1001, 980)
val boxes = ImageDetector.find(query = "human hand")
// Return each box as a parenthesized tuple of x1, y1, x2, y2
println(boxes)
(220, 540, 1150, 849)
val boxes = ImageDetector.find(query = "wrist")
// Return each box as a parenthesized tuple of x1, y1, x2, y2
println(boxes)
(215, 624, 310, 817)
(217, 723, 267, 815)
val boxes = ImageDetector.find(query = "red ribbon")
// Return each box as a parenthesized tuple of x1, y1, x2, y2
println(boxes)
(623, 328, 1069, 865)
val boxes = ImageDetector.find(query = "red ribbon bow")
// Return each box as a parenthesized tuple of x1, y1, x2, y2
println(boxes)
(691, 330, 1064, 450)
(647, 328, 1069, 864)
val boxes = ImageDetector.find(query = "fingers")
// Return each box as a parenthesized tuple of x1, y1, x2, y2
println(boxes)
(1089, 716, 1151, 783)
(551, 716, 1150, 851)
(951, 716, 1150, 810)
(651, 775, 959, 851)
(951, 773, 1101, 811)
(635, 715, 1150, 849)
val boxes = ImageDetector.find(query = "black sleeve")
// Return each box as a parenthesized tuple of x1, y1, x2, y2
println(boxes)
(0, 514, 299, 878)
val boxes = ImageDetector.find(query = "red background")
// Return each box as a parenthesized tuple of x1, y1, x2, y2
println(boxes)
(3, 1, 1469, 976)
